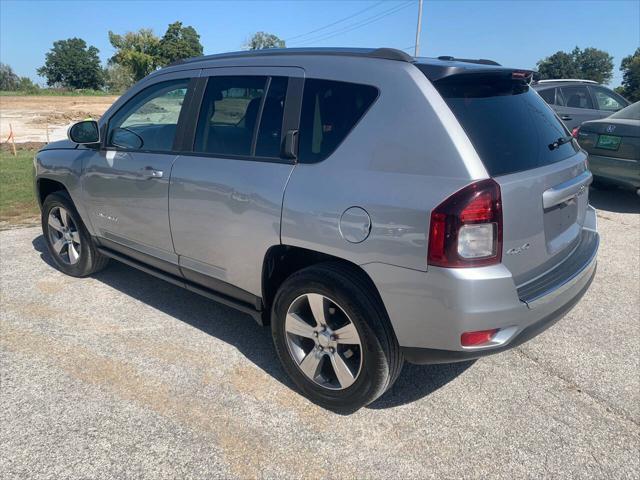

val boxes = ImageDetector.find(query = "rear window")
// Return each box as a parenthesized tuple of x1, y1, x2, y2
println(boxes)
(432, 72, 579, 176)
(298, 79, 378, 163)
(609, 102, 640, 120)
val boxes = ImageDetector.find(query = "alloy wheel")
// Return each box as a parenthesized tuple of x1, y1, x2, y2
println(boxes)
(285, 293, 363, 390)
(47, 206, 81, 265)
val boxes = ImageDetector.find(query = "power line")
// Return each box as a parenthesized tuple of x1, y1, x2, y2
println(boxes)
(285, 1, 386, 43)
(291, 2, 413, 46)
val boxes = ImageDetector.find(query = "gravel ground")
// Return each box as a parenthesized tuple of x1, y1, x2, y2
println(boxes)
(1, 188, 638, 479)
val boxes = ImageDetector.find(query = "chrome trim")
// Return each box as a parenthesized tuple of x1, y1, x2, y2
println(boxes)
(542, 170, 593, 209)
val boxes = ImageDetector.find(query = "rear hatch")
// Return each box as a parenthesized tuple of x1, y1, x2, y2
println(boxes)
(423, 67, 591, 285)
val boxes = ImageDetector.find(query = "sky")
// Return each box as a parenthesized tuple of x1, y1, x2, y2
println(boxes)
(1, 0, 638, 87)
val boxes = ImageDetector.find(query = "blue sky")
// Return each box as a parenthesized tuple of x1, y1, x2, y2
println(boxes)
(1, 0, 638, 86)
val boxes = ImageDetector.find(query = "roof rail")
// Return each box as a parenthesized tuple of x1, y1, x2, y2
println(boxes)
(163, 47, 413, 69)
(437, 56, 501, 66)
(536, 79, 598, 84)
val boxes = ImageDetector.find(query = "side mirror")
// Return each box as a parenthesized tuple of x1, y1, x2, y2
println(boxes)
(68, 120, 100, 144)
(110, 127, 144, 150)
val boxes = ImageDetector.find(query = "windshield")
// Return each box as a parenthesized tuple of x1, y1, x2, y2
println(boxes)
(609, 101, 640, 120)
(430, 72, 579, 176)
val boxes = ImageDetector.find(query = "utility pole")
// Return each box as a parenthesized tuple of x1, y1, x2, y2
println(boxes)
(414, 0, 423, 57)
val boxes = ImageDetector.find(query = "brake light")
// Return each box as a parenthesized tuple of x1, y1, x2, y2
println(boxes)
(571, 126, 580, 138)
(427, 179, 502, 268)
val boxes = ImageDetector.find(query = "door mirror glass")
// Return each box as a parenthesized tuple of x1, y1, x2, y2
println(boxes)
(110, 127, 144, 150)
(68, 120, 100, 144)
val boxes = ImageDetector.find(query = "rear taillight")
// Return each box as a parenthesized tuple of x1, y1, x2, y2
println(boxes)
(461, 329, 499, 347)
(427, 179, 502, 268)
(571, 126, 580, 138)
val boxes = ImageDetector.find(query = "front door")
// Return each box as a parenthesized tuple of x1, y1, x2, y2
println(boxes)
(83, 76, 193, 265)
(169, 67, 303, 298)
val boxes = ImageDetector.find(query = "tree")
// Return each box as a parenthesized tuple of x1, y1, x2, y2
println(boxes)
(108, 29, 160, 82)
(104, 64, 134, 93)
(537, 47, 613, 84)
(0, 63, 19, 90)
(618, 48, 640, 102)
(245, 32, 285, 50)
(158, 21, 203, 66)
(536, 51, 578, 80)
(37, 38, 104, 89)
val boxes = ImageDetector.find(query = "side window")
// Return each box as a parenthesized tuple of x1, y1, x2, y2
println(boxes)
(108, 79, 189, 151)
(538, 88, 556, 105)
(255, 77, 288, 157)
(194, 76, 267, 156)
(591, 87, 625, 112)
(560, 86, 594, 110)
(298, 79, 378, 163)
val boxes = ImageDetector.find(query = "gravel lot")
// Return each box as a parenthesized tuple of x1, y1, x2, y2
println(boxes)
(1, 188, 638, 479)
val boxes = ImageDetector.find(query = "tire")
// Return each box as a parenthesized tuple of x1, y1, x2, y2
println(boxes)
(41, 192, 109, 277)
(271, 262, 403, 412)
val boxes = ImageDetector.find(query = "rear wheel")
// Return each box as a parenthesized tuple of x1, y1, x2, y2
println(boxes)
(41, 192, 108, 277)
(271, 263, 403, 412)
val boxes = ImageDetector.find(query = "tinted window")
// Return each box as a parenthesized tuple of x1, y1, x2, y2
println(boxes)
(256, 77, 288, 157)
(298, 79, 378, 163)
(434, 73, 578, 176)
(538, 88, 556, 105)
(108, 79, 189, 151)
(195, 76, 267, 156)
(561, 85, 594, 109)
(591, 86, 626, 111)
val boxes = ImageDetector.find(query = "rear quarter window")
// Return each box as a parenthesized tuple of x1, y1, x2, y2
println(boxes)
(298, 79, 378, 163)
(432, 73, 579, 176)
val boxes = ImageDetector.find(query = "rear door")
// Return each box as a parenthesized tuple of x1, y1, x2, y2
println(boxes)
(169, 67, 303, 298)
(557, 85, 602, 129)
(433, 72, 591, 285)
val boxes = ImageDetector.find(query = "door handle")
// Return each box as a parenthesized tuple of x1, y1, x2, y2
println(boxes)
(140, 166, 163, 179)
(560, 115, 572, 121)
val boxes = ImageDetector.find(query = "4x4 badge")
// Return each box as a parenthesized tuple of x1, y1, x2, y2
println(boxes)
(507, 243, 531, 255)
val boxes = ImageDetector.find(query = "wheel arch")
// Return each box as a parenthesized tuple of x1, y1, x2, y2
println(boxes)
(36, 177, 70, 208)
(261, 245, 390, 326)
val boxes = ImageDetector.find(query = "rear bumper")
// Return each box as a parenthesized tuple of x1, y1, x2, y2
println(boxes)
(363, 206, 599, 364)
(588, 153, 640, 189)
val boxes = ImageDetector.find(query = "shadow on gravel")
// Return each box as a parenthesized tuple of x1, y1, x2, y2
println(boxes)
(589, 187, 640, 214)
(33, 234, 470, 411)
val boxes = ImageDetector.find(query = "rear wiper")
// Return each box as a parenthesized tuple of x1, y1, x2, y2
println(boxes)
(548, 135, 574, 150)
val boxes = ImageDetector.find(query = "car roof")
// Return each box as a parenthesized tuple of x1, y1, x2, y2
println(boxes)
(159, 47, 523, 83)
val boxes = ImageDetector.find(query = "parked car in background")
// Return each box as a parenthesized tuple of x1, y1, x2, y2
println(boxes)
(34, 49, 599, 410)
(533, 79, 630, 130)
(575, 102, 640, 195)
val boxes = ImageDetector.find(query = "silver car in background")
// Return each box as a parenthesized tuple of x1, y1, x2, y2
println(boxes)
(34, 48, 598, 411)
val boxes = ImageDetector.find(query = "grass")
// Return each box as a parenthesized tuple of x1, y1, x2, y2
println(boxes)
(0, 148, 39, 226)
(0, 89, 116, 97)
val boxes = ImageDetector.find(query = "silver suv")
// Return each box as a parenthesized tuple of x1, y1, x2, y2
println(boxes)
(35, 48, 599, 411)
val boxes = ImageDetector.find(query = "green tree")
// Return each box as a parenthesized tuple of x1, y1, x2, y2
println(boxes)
(246, 31, 285, 50)
(0, 63, 19, 90)
(104, 64, 134, 93)
(108, 29, 160, 82)
(17, 76, 39, 94)
(536, 51, 578, 80)
(158, 21, 203, 65)
(37, 38, 104, 89)
(537, 47, 613, 84)
(618, 48, 640, 102)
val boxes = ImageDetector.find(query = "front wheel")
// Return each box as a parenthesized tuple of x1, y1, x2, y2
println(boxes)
(41, 192, 108, 277)
(271, 263, 403, 412)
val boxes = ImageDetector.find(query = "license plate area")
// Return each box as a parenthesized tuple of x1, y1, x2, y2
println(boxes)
(544, 197, 579, 254)
(596, 134, 622, 151)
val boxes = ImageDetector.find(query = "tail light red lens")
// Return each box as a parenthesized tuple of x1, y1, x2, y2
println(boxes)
(461, 329, 499, 347)
(427, 179, 502, 268)
(571, 126, 580, 138)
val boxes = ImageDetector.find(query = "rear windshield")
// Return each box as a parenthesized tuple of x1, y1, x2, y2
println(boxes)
(609, 101, 640, 120)
(429, 72, 579, 176)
